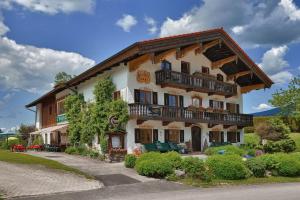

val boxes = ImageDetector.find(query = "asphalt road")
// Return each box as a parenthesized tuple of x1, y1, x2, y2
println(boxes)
(12, 182, 300, 200)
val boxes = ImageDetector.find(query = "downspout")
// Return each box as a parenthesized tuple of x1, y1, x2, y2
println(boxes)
(26, 107, 37, 127)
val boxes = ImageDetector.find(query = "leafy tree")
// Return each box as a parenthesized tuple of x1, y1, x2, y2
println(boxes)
(80, 103, 97, 145)
(269, 76, 300, 121)
(93, 77, 116, 104)
(64, 93, 84, 145)
(54, 72, 73, 85)
(18, 124, 36, 141)
(256, 118, 291, 141)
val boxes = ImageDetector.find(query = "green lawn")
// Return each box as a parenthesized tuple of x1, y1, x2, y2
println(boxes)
(0, 150, 93, 179)
(180, 176, 300, 188)
(290, 133, 300, 152)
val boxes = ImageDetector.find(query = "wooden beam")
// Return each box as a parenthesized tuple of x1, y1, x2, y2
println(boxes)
(162, 121, 171, 126)
(137, 119, 146, 125)
(185, 122, 193, 127)
(176, 43, 201, 59)
(227, 70, 251, 81)
(240, 83, 265, 94)
(153, 49, 177, 64)
(128, 54, 151, 72)
(211, 55, 238, 70)
(195, 39, 220, 55)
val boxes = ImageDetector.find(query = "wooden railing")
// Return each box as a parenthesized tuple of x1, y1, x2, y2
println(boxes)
(155, 70, 237, 96)
(56, 113, 67, 124)
(129, 103, 253, 127)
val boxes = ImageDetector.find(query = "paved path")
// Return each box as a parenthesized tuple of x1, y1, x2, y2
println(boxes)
(0, 161, 101, 199)
(11, 182, 300, 200)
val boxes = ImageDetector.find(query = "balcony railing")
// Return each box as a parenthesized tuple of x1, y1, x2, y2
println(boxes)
(129, 103, 253, 127)
(155, 70, 237, 97)
(56, 113, 67, 124)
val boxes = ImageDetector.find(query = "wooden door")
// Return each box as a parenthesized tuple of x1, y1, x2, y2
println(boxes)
(191, 126, 201, 151)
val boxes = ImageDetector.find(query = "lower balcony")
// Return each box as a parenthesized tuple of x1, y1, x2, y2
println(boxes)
(129, 103, 253, 127)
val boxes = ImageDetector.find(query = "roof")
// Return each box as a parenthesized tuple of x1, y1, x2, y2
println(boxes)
(26, 28, 273, 108)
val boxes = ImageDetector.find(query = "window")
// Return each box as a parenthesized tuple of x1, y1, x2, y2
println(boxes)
(202, 66, 209, 74)
(227, 132, 240, 143)
(181, 61, 190, 74)
(113, 91, 121, 100)
(217, 74, 224, 82)
(226, 103, 240, 114)
(153, 129, 158, 142)
(165, 129, 181, 143)
(135, 129, 154, 144)
(209, 100, 224, 110)
(134, 89, 153, 104)
(161, 60, 172, 70)
(164, 94, 184, 107)
(192, 97, 202, 107)
(209, 131, 224, 143)
(57, 99, 65, 115)
(180, 130, 184, 143)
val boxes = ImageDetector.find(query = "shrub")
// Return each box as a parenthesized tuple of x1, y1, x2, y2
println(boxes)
(65, 146, 78, 154)
(125, 154, 137, 168)
(88, 150, 99, 158)
(259, 154, 281, 171)
(32, 135, 43, 145)
(205, 145, 246, 156)
(244, 126, 254, 133)
(181, 157, 205, 177)
(277, 157, 300, 177)
(8, 137, 19, 149)
(135, 158, 173, 178)
(163, 151, 182, 169)
(100, 133, 108, 154)
(247, 149, 256, 157)
(263, 139, 296, 153)
(207, 155, 250, 180)
(246, 158, 266, 177)
(244, 133, 260, 149)
(135, 152, 161, 165)
(256, 118, 290, 141)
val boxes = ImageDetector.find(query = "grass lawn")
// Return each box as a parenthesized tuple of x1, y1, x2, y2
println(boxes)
(0, 150, 93, 179)
(290, 133, 300, 152)
(180, 176, 300, 188)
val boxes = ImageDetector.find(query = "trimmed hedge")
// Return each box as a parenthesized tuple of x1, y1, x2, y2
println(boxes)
(124, 154, 137, 168)
(205, 145, 246, 156)
(163, 151, 182, 169)
(207, 155, 250, 180)
(181, 157, 205, 178)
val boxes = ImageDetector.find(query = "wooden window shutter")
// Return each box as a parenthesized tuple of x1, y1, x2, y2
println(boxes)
(164, 93, 169, 106)
(221, 132, 224, 143)
(164, 130, 170, 142)
(134, 89, 140, 103)
(220, 102, 224, 109)
(180, 130, 184, 143)
(236, 104, 240, 114)
(226, 103, 230, 111)
(153, 129, 158, 142)
(179, 96, 184, 107)
(135, 129, 140, 143)
(152, 92, 158, 105)
(237, 132, 240, 142)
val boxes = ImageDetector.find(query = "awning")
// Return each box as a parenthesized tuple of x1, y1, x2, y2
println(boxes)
(41, 124, 68, 134)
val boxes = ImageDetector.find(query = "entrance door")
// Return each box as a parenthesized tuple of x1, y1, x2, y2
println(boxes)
(191, 127, 201, 151)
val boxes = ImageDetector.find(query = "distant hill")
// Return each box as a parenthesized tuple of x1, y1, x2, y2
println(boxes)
(252, 107, 281, 117)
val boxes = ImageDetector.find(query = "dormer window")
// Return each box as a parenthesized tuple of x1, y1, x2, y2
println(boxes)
(217, 74, 224, 82)
(161, 60, 172, 70)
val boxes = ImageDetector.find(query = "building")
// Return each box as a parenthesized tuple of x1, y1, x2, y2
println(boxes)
(26, 28, 273, 153)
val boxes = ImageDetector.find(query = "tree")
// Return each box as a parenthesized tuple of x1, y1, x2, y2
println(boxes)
(64, 93, 84, 145)
(255, 118, 291, 141)
(54, 72, 73, 85)
(18, 124, 36, 141)
(269, 76, 300, 121)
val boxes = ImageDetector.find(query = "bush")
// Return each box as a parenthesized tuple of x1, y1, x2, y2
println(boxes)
(8, 137, 19, 149)
(246, 158, 266, 177)
(256, 118, 290, 141)
(88, 150, 99, 158)
(207, 155, 250, 180)
(32, 136, 43, 145)
(277, 157, 300, 177)
(65, 146, 78, 154)
(244, 133, 260, 149)
(125, 154, 137, 168)
(163, 151, 182, 169)
(180, 157, 207, 179)
(263, 139, 296, 153)
(135, 152, 161, 165)
(244, 126, 254, 133)
(205, 145, 246, 156)
(135, 158, 173, 178)
(259, 154, 281, 171)
(247, 149, 256, 157)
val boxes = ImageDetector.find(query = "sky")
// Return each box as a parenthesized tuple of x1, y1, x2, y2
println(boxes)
(0, 0, 300, 131)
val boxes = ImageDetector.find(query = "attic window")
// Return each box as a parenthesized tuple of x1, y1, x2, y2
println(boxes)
(161, 60, 172, 70)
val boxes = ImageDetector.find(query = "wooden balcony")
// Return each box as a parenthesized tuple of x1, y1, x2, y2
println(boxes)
(155, 70, 237, 97)
(56, 114, 67, 124)
(129, 103, 253, 127)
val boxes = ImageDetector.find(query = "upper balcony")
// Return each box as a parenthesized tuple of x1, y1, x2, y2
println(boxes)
(129, 103, 253, 128)
(155, 70, 237, 97)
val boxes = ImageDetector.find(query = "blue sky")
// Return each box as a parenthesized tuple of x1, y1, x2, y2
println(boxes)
(0, 0, 300, 131)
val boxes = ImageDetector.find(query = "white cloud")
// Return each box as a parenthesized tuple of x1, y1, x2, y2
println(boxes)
(252, 103, 273, 110)
(270, 71, 293, 84)
(0, 20, 9, 36)
(159, 0, 300, 46)
(258, 46, 289, 75)
(1, 0, 95, 14)
(144, 16, 157, 34)
(0, 37, 95, 94)
(116, 14, 137, 32)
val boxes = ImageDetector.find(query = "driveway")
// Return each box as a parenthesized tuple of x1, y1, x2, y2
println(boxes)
(0, 161, 101, 199)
